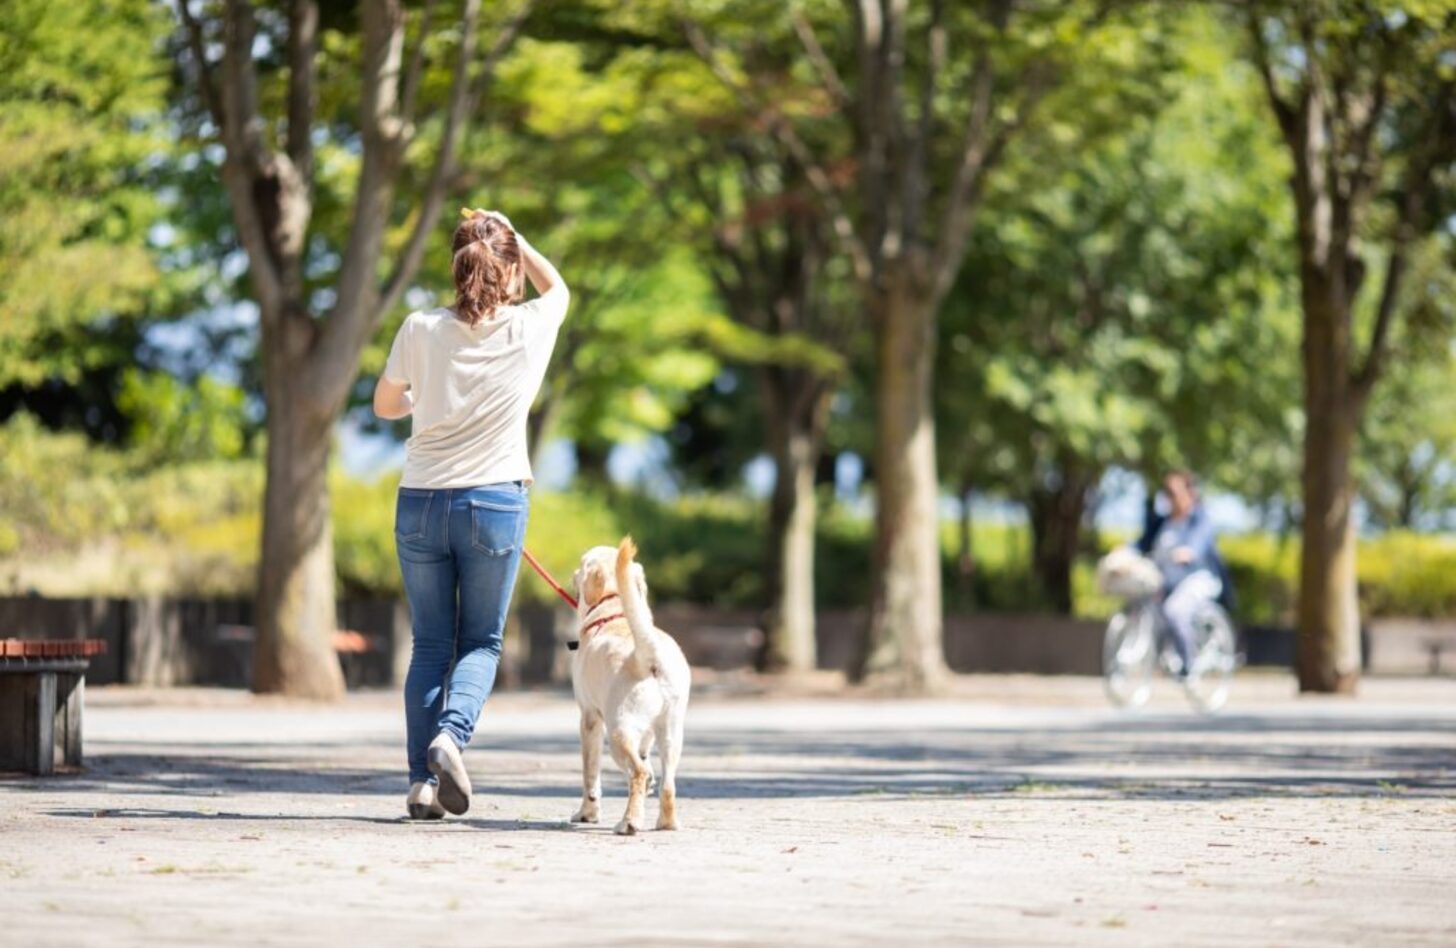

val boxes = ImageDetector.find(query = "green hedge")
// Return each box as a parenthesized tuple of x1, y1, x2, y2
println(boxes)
(1218, 531, 1456, 623)
(0, 415, 262, 595)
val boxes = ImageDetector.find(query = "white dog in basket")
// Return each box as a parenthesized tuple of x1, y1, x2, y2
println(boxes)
(1096, 548, 1163, 600)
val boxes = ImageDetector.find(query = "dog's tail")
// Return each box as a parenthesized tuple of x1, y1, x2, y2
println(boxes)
(616, 536, 659, 672)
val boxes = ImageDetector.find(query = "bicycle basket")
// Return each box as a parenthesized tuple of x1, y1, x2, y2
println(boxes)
(1096, 548, 1162, 599)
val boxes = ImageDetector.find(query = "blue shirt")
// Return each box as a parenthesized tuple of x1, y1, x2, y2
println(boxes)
(1135, 505, 1224, 593)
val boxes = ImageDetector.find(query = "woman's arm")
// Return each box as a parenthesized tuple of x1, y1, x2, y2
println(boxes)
(373, 377, 413, 420)
(517, 232, 566, 299)
(475, 210, 567, 301)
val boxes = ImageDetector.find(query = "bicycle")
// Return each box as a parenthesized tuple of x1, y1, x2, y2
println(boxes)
(1096, 550, 1239, 712)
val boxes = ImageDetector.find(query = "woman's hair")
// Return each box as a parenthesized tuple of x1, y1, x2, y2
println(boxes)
(451, 212, 524, 326)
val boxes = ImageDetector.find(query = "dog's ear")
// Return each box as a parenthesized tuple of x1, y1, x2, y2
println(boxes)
(579, 560, 608, 607)
(630, 562, 647, 602)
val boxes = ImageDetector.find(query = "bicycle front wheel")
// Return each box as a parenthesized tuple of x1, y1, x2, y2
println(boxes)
(1183, 603, 1237, 713)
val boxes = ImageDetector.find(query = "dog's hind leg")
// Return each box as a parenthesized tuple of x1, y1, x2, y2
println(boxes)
(609, 728, 650, 836)
(571, 713, 604, 824)
(654, 712, 684, 831)
(638, 730, 657, 796)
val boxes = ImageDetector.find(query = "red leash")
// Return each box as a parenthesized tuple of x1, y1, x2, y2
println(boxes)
(520, 548, 623, 651)
(521, 547, 578, 609)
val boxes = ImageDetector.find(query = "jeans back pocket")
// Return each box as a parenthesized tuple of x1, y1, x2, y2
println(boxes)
(469, 499, 525, 556)
(395, 490, 433, 542)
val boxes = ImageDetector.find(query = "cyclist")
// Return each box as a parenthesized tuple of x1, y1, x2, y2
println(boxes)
(1133, 469, 1231, 678)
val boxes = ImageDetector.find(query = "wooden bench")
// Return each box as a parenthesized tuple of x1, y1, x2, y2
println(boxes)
(0, 639, 106, 775)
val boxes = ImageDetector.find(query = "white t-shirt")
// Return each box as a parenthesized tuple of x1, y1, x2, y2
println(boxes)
(383, 288, 568, 488)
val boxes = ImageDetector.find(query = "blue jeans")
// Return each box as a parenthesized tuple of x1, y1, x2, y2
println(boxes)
(1162, 569, 1222, 676)
(396, 483, 529, 784)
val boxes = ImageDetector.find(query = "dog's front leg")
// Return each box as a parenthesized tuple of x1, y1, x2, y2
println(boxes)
(571, 713, 603, 824)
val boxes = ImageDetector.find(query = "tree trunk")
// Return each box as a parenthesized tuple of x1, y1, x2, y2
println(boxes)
(575, 440, 611, 485)
(1296, 291, 1362, 694)
(1394, 457, 1420, 530)
(527, 397, 556, 468)
(1027, 471, 1090, 616)
(253, 325, 345, 699)
(855, 283, 947, 690)
(759, 372, 829, 674)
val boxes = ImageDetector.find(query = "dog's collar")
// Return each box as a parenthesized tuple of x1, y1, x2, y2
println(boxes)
(566, 594, 621, 651)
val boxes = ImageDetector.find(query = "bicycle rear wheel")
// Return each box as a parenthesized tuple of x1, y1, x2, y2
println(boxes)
(1104, 604, 1156, 709)
(1183, 603, 1237, 712)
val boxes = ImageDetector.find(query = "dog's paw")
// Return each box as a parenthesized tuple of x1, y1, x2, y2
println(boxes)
(613, 818, 639, 836)
(655, 814, 679, 832)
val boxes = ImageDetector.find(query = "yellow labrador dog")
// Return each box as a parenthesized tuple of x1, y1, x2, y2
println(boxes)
(569, 538, 690, 834)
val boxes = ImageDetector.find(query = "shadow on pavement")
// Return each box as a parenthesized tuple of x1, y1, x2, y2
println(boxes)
(37, 806, 578, 833)
(7, 708, 1451, 805)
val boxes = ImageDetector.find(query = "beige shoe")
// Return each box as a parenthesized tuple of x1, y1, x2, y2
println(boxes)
(406, 781, 446, 820)
(427, 733, 472, 815)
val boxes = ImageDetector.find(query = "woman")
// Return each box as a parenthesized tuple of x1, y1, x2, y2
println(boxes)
(1134, 469, 1229, 677)
(373, 209, 568, 819)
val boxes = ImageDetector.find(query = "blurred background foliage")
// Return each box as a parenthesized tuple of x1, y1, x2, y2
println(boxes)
(1, 0, 1453, 627)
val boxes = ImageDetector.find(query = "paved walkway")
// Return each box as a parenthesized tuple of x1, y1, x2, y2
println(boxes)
(2, 675, 1454, 946)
